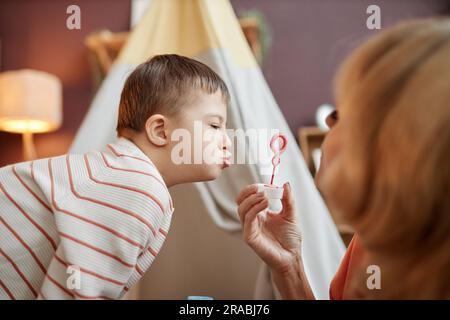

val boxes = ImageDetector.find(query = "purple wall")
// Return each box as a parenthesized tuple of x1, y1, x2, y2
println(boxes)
(0, 0, 130, 166)
(0, 0, 449, 166)
(231, 0, 450, 131)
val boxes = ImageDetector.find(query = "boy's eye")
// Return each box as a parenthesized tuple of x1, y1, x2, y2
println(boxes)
(210, 124, 220, 130)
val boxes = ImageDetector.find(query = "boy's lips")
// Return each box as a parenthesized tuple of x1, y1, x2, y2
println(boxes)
(222, 156, 231, 168)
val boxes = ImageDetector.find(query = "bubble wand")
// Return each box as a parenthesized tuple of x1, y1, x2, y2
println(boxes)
(269, 133, 287, 185)
(256, 133, 288, 213)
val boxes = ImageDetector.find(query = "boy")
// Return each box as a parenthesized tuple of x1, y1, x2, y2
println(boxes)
(0, 54, 231, 299)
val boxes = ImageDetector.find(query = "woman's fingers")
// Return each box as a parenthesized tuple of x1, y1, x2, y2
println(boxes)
(243, 198, 269, 241)
(244, 198, 269, 225)
(238, 192, 266, 222)
(280, 182, 296, 220)
(236, 184, 259, 205)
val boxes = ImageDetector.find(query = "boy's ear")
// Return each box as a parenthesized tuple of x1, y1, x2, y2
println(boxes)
(144, 114, 169, 146)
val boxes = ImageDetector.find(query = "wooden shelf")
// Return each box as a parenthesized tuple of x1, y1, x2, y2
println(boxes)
(298, 126, 326, 176)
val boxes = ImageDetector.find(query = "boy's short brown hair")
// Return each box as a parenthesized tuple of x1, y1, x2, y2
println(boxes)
(116, 54, 230, 135)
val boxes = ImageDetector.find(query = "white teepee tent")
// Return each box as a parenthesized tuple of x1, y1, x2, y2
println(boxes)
(70, 0, 345, 299)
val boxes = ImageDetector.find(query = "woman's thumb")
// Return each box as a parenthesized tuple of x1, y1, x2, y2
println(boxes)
(281, 182, 295, 218)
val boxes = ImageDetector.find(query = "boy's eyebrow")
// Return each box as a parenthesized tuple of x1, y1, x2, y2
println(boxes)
(204, 113, 224, 122)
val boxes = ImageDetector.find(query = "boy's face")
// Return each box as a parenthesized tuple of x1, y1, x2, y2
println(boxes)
(169, 90, 231, 182)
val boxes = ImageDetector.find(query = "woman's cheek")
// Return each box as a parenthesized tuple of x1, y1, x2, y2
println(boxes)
(315, 128, 342, 190)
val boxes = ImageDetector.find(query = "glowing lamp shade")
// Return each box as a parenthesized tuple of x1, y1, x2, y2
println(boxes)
(0, 69, 63, 160)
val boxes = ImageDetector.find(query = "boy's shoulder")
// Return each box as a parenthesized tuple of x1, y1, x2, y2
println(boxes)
(0, 153, 67, 179)
(98, 138, 164, 183)
(80, 138, 173, 214)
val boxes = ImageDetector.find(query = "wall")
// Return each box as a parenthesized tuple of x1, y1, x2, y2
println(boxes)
(231, 0, 450, 131)
(0, 0, 130, 166)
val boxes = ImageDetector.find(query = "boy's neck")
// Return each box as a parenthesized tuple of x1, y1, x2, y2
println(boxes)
(122, 134, 180, 188)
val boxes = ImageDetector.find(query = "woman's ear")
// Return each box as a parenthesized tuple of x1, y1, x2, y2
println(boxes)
(144, 114, 169, 146)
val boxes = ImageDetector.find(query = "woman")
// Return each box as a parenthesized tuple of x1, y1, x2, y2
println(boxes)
(236, 18, 450, 299)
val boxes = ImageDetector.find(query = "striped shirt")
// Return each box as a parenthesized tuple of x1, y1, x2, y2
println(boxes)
(0, 138, 174, 300)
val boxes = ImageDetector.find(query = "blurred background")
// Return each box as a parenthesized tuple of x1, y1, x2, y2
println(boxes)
(0, 0, 449, 299)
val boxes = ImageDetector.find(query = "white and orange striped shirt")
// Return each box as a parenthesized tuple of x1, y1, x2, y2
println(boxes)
(0, 138, 174, 300)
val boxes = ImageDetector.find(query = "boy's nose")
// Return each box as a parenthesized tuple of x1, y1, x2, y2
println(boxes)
(222, 132, 232, 151)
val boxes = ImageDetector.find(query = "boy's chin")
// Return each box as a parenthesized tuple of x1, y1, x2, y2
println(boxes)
(199, 165, 225, 181)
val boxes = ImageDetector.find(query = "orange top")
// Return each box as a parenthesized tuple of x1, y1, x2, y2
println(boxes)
(329, 234, 366, 300)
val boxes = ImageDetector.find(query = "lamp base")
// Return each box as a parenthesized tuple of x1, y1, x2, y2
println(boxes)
(22, 132, 37, 161)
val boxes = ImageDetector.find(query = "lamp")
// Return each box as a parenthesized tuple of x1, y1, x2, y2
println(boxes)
(0, 69, 62, 161)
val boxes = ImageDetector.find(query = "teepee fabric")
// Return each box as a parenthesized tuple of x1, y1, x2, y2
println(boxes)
(70, 0, 345, 299)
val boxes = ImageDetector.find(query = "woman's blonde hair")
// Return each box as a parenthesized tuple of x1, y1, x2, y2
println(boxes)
(329, 18, 450, 299)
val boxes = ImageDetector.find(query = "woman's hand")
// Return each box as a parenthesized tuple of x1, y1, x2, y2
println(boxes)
(236, 182, 302, 274)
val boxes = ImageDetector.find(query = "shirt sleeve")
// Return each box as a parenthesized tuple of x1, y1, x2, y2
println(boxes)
(38, 197, 152, 299)
(35, 155, 170, 299)
(329, 235, 357, 300)
(121, 206, 172, 298)
(38, 156, 169, 300)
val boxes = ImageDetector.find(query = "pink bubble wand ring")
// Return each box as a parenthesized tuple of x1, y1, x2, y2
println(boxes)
(269, 133, 287, 185)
